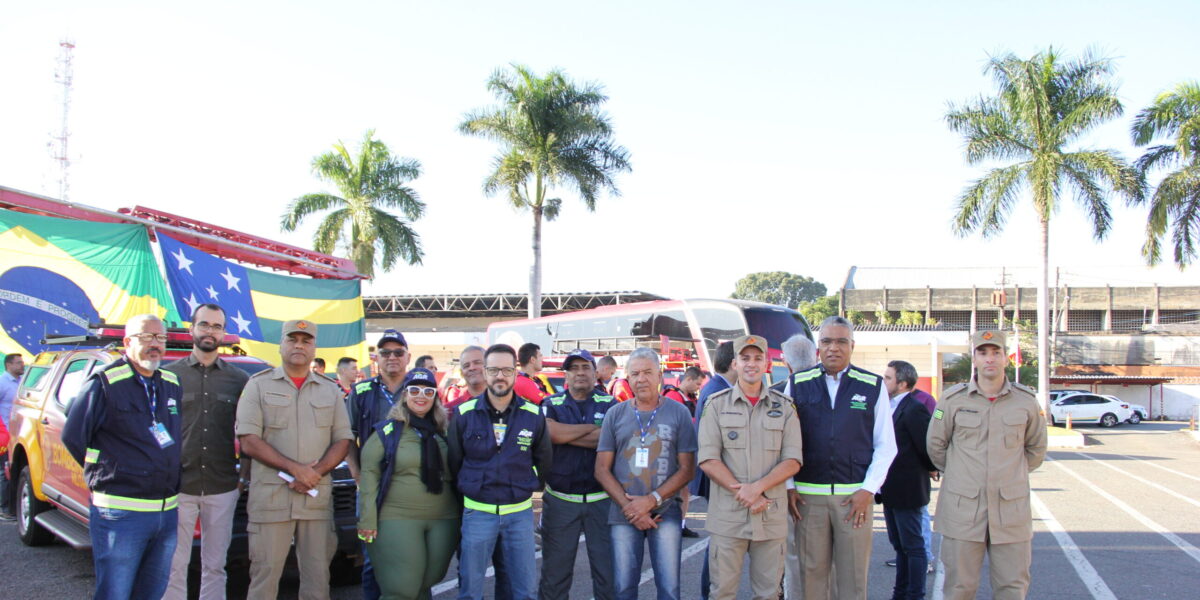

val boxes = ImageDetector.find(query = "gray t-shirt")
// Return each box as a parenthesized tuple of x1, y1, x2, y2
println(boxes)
(598, 396, 698, 524)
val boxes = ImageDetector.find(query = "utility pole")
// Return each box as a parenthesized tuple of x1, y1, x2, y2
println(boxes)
(51, 39, 75, 201)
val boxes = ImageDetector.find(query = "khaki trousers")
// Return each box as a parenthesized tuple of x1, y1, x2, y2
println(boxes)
(798, 494, 871, 600)
(784, 512, 804, 599)
(708, 533, 786, 600)
(164, 489, 240, 600)
(246, 519, 336, 600)
(941, 536, 1032, 600)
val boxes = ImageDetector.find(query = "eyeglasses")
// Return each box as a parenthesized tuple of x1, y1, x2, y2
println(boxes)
(130, 333, 169, 344)
(195, 322, 225, 333)
(379, 349, 407, 358)
(406, 386, 437, 398)
(484, 367, 516, 377)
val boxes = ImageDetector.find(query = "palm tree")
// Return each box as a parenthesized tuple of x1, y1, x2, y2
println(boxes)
(281, 130, 424, 279)
(460, 64, 631, 317)
(946, 48, 1142, 414)
(1131, 81, 1200, 267)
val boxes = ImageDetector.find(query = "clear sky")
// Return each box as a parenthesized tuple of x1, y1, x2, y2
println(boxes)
(2, 1, 1197, 301)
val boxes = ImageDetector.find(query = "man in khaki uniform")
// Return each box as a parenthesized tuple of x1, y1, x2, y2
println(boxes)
(699, 335, 803, 600)
(927, 330, 1047, 600)
(237, 320, 354, 600)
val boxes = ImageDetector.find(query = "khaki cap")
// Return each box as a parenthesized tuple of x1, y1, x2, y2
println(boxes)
(282, 319, 318, 338)
(734, 334, 768, 355)
(971, 330, 1006, 351)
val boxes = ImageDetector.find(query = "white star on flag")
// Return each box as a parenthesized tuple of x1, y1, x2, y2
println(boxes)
(206, 285, 220, 301)
(183, 293, 200, 317)
(220, 267, 242, 292)
(230, 310, 252, 335)
(172, 248, 194, 275)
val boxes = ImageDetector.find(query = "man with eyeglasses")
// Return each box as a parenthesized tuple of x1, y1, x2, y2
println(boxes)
(448, 344, 552, 600)
(346, 328, 411, 598)
(163, 304, 250, 600)
(539, 348, 616, 600)
(63, 314, 184, 600)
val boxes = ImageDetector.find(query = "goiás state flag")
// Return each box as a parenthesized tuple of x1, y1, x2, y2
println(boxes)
(0, 209, 180, 357)
(156, 232, 369, 365)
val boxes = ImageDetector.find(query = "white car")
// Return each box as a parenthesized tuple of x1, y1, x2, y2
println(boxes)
(1049, 393, 1134, 428)
(1126, 403, 1148, 424)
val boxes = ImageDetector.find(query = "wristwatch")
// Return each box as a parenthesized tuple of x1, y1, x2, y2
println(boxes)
(651, 490, 664, 506)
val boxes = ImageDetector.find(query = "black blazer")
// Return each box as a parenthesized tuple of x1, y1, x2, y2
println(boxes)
(877, 395, 937, 509)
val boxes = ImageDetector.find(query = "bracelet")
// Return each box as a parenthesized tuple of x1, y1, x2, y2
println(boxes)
(651, 490, 663, 505)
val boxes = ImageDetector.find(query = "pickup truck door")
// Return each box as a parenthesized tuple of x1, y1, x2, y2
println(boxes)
(41, 357, 96, 517)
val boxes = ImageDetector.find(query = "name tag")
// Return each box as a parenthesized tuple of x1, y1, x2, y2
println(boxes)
(493, 422, 507, 445)
(635, 447, 650, 468)
(150, 422, 174, 448)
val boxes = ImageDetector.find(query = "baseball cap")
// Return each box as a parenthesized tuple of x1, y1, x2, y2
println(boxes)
(734, 334, 768, 355)
(971, 330, 1007, 352)
(377, 329, 407, 347)
(562, 348, 597, 370)
(402, 367, 437, 388)
(282, 319, 317, 338)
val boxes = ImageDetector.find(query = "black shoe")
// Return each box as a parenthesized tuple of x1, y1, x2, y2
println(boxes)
(681, 526, 700, 538)
(885, 559, 896, 567)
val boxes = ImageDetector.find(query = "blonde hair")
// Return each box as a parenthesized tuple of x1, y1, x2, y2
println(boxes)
(386, 388, 448, 432)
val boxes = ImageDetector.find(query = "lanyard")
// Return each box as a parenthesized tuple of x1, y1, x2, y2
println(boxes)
(633, 400, 661, 447)
(380, 384, 396, 406)
(136, 374, 158, 423)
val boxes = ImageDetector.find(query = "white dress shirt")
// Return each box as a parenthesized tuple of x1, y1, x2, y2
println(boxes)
(824, 366, 897, 494)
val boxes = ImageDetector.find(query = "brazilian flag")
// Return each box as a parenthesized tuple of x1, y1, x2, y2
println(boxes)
(0, 209, 181, 357)
(157, 233, 368, 366)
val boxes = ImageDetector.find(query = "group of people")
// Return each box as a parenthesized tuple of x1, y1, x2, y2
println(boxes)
(45, 302, 1048, 600)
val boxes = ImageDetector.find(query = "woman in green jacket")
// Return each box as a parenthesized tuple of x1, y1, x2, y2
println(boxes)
(357, 367, 460, 600)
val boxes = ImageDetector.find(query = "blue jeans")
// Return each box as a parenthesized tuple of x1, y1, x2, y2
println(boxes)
(89, 504, 178, 600)
(457, 507, 536, 600)
(883, 505, 928, 600)
(610, 502, 683, 600)
(920, 505, 934, 563)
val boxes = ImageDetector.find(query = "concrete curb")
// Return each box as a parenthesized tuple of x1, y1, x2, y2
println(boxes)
(1046, 428, 1087, 448)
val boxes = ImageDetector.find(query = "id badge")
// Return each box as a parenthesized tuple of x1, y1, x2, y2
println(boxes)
(493, 422, 507, 445)
(635, 447, 649, 468)
(150, 422, 174, 449)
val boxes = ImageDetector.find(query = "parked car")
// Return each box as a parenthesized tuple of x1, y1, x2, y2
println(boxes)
(1049, 389, 1084, 403)
(1049, 393, 1133, 427)
(5, 326, 362, 582)
(1126, 403, 1148, 424)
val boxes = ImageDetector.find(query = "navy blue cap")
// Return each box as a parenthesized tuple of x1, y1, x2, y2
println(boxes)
(377, 329, 407, 347)
(562, 348, 596, 370)
(402, 367, 437, 388)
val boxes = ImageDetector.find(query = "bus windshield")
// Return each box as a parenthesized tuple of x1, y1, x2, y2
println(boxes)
(742, 306, 813, 348)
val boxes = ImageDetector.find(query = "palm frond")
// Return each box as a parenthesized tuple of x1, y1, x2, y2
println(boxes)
(280, 193, 344, 231)
(312, 208, 351, 255)
(951, 163, 1028, 238)
(372, 207, 423, 268)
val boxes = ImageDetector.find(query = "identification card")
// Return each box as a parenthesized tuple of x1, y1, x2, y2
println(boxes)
(635, 447, 650, 468)
(149, 422, 174, 449)
(493, 422, 507, 445)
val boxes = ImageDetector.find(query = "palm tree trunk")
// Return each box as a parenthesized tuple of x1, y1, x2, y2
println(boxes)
(529, 206, 542, 319)
(1037, 216, 1050, 416)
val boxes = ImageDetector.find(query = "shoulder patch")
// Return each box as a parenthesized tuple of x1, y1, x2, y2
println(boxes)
(355, 381, 372, 394)
(458, 399, 478, 413)
(519, 402, 540, 415)
(933, 408, 944, 420)
(793, 367, 821, 384)
(594, 394, 614, 403)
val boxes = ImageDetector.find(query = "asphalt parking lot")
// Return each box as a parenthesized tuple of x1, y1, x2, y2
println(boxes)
(3, 422, 1198, 599)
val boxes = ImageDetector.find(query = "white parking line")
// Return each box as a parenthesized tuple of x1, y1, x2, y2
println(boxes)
(1078, 453, 1200, 509)
(1030, 489, 1118, 600)
(1112, 453, 1200, 483)
(1049, 458, 1200, 565)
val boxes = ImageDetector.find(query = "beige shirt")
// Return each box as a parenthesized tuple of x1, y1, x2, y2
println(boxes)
(926, 379, 1047, 544)
(698, 386, 803, 540)
(236, 366, 353, 523)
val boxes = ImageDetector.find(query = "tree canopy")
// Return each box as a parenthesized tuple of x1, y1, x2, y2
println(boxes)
(731, 271, 827, 309)
(1131, 81, 1200, 267)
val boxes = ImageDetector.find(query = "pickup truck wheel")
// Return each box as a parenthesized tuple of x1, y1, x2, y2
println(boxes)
(17, 466, 54, 546)
(1128, 412, 1142, 424)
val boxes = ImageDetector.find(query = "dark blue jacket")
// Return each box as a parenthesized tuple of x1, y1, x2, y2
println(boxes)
(790, 364, 881, 491)
(347, 377, 398, 454)
(542, 390, 615, 494)
(449, 394, 550, 505)
(62, 358, 183, 501)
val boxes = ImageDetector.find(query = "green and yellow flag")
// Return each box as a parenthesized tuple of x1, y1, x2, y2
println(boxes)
(0, 209, 180, 357)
